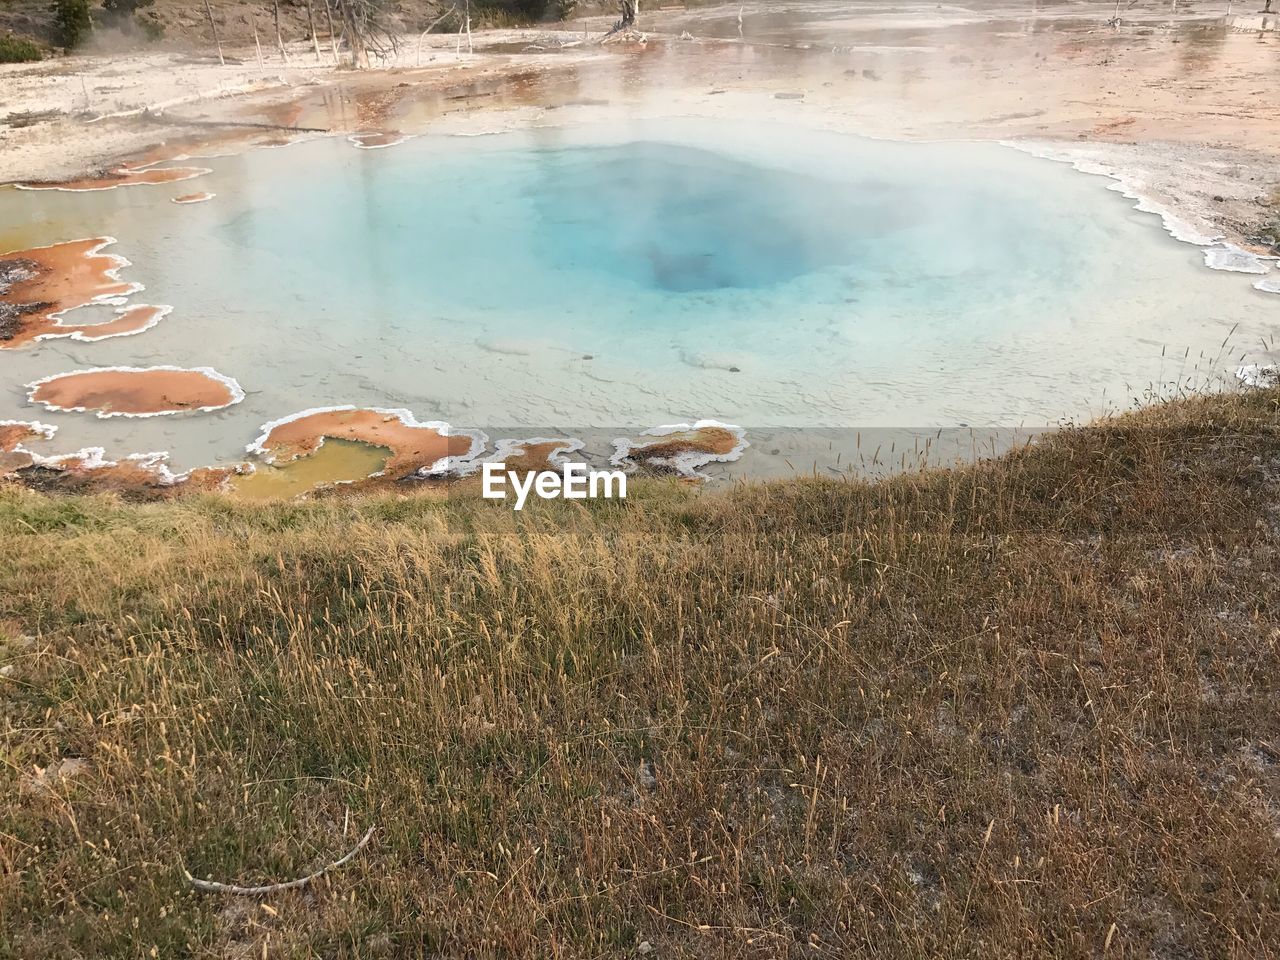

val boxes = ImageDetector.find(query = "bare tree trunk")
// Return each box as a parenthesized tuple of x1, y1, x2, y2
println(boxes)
(603, 0, 639, 37)
(322, 0, 340, 64)
(329, 0, 396, 69)
(338, 0, 369, 68)
(203, 0, 225, 64)
(273, 0, 290, 63)
(456, 0, 472, 54)
(252, 13, 265, 68)
(304, 0, 323, 62)
(620, 0, 639, 28)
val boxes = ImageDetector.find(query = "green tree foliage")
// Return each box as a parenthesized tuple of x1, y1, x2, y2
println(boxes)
(52, 0, 93, 48)
(101, 0, 155, 14)
(100, 0, 155, 29)
(0, 33, 42, 62)
(98, 0, 163, 40)
(471, 0, 578, 24)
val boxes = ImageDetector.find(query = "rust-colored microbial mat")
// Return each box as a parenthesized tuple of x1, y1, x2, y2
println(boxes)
(0, 420, 52, 476)
(0, 238, 147, 348)
(18, 165, 210, 192)
(68, 304, 168, 341)
(18, 450, 245, 497)
(467, 437, 584, 478)
(444, 437, 585, 495)
(249, 407, 484, 479)
(27, 367, 245, 418)
(611, 420, 749, 480)
(172, 192, 216, 204)
(0, 418, 246, 495)
(0, 420, 51, 454)
(349, 132, 411, 150)
(43, 304, 169, 344)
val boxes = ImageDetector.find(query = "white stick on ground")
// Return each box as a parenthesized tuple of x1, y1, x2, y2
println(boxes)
(418, 5, 457, 66)
(184, 826, 376, 896)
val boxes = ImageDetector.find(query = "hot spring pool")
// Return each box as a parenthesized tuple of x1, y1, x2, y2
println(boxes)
(1, 118, 1274, 478)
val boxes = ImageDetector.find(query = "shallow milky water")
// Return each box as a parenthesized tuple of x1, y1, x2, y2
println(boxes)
(0, 118, 1275, 480)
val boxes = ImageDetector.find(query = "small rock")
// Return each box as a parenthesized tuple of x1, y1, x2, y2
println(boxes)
(638, 942, 653, 955)
(23, 757, 90, 796)
(638, 759, 657, 791)
(728, 365, 740, 373)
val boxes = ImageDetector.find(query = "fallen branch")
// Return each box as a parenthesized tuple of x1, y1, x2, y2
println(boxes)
(145, 114, 331, 133)
(4, 109, 62, 129)
(184, 826, 376, 896)
(600, 28, 646, 44)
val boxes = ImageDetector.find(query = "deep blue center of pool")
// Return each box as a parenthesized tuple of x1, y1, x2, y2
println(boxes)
(529, 143, 890, 291)
(220, 132, 1071, 319)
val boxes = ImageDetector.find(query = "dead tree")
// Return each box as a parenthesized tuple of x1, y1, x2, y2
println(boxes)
(603, 0, 640, 39)
(251, 11, 265, 67)
(304, 0, 323, 61)
(339, 0, 368, 66)
(202, 0, 224, 64)
(272, 0, 290, 63)
(322, 0, 341, 63)
(333, 0, 398, 67)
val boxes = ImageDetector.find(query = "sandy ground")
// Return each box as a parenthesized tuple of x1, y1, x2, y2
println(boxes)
(0, 1, 1277, 249)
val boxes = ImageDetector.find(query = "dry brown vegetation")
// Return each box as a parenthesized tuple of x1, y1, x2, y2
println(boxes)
(2, 389, 1280, 958)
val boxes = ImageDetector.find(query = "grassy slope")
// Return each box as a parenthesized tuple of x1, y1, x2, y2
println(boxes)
(2, 390, 1279, 958)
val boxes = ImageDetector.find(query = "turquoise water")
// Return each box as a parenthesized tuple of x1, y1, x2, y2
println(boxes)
(213, 128, 1096, 336)
(1, 118, 1273, 473)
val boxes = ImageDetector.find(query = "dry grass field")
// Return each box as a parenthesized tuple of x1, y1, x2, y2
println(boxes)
(2, 389, 1280, 958)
